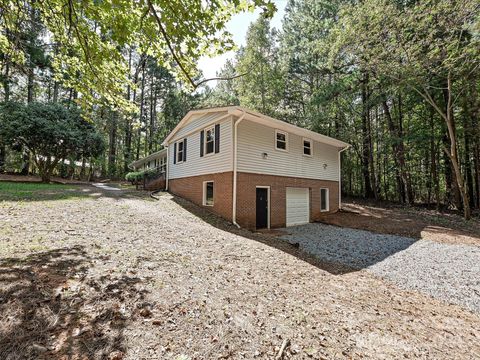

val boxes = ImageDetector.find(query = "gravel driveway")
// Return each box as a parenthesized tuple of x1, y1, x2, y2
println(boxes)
(281, 223, 480, 313)
(2, 187, 480, 359)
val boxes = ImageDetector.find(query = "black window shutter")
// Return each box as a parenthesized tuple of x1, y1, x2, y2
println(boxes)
(214, 124, 220, 153)
(173, 142, 177, 164)
(183, 138, 187, 162)
(200, 130, 204, 157)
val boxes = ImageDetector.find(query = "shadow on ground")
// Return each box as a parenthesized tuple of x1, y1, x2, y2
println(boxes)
(0, 246, 149, 359)
(170, 195, 363, 275)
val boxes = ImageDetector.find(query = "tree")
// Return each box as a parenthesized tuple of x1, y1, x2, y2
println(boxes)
(0, 0, 276, 113)
(235, 16, 282, 117)
(333, 0, 480, 218)
(0, 102, 104, 182)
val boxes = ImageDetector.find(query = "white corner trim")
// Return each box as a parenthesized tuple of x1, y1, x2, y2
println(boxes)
(232, 110, 246, 228)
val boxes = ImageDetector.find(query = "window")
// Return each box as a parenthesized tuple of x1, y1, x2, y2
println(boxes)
(303, 139, 312, 156)
(177, 140, 184, 163)
(320, 188, 329, 211)
(205, 126, 215, 155)
(203, 181, 214, 206)
(275, 130, 288, 151)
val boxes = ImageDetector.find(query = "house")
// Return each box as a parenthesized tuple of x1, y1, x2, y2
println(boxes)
(129, 148, 167, 172)
(128, 149, 168, 190)
(162, 106, 350, 230)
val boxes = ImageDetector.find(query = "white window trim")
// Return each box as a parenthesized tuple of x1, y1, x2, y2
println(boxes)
(275, 129, 288, 152)
(320, 188, 329, 212)
(256, 186, 271, 229)
(204, 125, 216, 157)
(176, 139, 185, 164)
(203, 180, 214, 207)
(303, 138, 313, 157)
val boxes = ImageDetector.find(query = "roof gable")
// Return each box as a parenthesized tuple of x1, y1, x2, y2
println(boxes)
(162, 106, 350, 149)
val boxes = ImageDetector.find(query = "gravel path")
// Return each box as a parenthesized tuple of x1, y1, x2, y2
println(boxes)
(1, 188, 480, 359)
(281, 223, 480, 313)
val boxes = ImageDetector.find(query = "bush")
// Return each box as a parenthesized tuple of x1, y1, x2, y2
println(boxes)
(125, 168, 161, 184)
(125, 171, 143, 184)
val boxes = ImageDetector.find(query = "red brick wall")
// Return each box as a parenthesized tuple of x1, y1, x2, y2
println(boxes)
(236, 172, 339, 229)
(169, 171, 339, 230)
(168, 172, 233, 221)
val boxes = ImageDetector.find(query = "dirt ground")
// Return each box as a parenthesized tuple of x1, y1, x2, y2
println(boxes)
(1, 185, 479, 359)
(319, 198, 480, 246)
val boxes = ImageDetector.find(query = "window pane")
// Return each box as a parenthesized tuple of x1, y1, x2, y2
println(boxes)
(277, 132, 285, 141)
(276, 140, 286, 150)
(320, 189, 327, 210)
(206, 182, 214, 205)
(205, 128, 215, 154)
(206, 129, 214, 142)
(206, 140, 214, 154)
(304, 141, 311, 155)
(178, 150, 183, 162)
(178, 141, 183, 151)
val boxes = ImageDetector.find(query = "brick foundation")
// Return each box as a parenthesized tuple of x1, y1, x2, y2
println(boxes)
(236, 172, 339, 229)
(168, 171, 339, 230)
(168, 172, 234, 221)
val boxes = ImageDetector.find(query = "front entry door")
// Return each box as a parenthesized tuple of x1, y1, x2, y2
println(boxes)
(256, 188, 268, 229)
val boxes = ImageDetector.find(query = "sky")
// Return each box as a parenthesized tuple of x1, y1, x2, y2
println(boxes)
(197, 0, 287, 87)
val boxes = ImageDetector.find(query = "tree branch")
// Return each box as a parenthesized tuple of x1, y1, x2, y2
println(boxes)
(146, 0, 196, 88)
(195, 72, 247, 87)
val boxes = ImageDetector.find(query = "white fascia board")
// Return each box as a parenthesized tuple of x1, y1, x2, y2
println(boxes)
(162, 106, 234, 146)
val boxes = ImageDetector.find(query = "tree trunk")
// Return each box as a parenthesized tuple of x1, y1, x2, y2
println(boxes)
(443, 73, 471, 219)
(361, 73, 374, 198)
(124, 48, 134, 174)
(108, 112, 118, 178)
(429, 109, 440, 210)
(136, 64, 146, 160)
(382, 97, 413, 204)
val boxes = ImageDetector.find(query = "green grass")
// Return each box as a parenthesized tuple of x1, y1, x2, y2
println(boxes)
(0, 181, 88, 202)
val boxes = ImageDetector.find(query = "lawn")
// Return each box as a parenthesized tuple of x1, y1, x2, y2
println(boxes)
(0, 186, 479, 359)
(0, 181, 86, 201)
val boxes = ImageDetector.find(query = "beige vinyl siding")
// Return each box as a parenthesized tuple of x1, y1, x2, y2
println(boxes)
(237, 120, 340, 181)
(168, 115, 233, 179)
(172, 111, 228, 141)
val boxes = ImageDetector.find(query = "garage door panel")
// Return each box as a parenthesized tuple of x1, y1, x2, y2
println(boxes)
(286, 187, 309, 227)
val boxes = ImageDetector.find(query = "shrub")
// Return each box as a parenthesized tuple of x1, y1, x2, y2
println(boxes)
(125, 171, 143, 184)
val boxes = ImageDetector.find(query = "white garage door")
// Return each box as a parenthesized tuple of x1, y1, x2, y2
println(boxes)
(286, 187, 310, 227)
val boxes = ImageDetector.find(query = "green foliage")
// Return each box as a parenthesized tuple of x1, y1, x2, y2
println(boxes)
(0, 102, 105, 181)
(0, 0, 277, 113)
(234, 16, 283, 117)
(125, 168, 158, 184)
(125, 171, 143, 183)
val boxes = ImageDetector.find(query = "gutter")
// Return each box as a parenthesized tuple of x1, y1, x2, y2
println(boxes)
(232, 109, 246, 228)
(338, 145, 350, 210)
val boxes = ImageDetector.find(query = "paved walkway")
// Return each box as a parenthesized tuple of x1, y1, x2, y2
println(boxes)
(92, 183, 122, 191)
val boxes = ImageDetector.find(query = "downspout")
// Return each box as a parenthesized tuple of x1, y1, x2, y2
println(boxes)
(338, 145, 350, 210)
(232, 110, 246, 228)
(165, 145, 169, 191)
